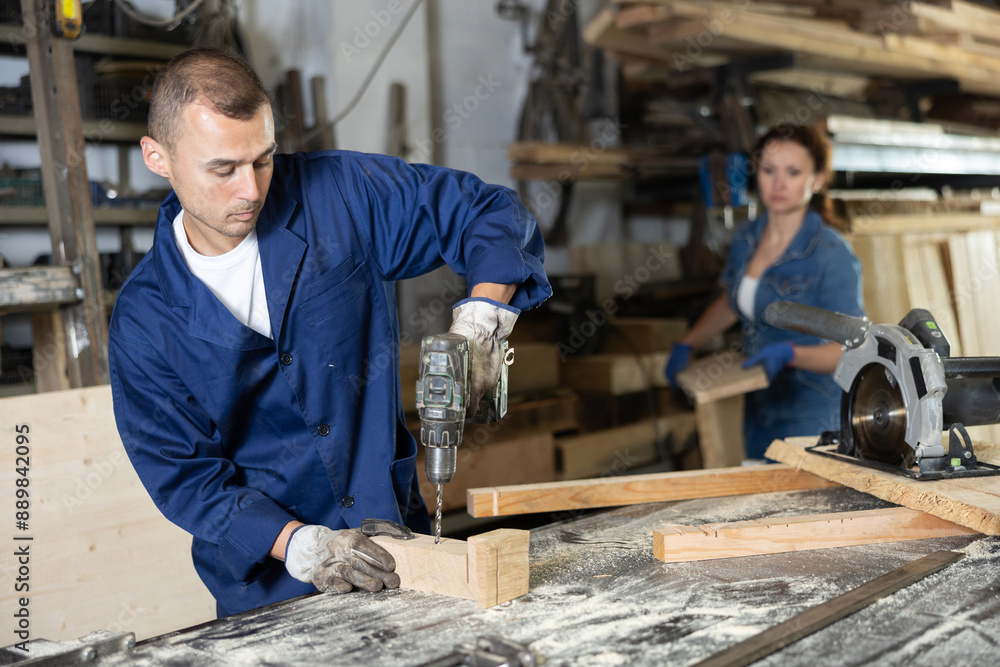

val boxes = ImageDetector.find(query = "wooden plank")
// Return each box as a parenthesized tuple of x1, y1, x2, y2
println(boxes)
(603, 317, 687, 354)
(467, 464, 838, 518)
(675, 354, 768, 404)
(371, 529, 529, 608)
(555, 413, 696, 480)
(852, 234, 909, 325)
(583, 7, 692, 64)
(766, 436, 1000, 535)
(692, 550, 965, 667)
(848, 214, 1000, 236)
(417, 434, 556, 513)
(31, 311, 70, 393)
(0, 266, 79, 314)
(0, 387, 216, 645)
(654, 507, 977, 563)
(695, 395, 746, 468)
(901, 236, 962, 356)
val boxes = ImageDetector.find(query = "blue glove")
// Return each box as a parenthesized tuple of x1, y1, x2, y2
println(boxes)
(743, 342, 795, 384)
(664, 342, 692, 387)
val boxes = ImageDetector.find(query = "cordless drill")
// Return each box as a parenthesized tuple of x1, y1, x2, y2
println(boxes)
(416, 333, 510, 543)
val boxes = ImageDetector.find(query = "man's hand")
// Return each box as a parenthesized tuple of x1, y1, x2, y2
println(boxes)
(743, 342, 796, 384)
(449, 297, 519, 413)
(284, 525, 400, 594)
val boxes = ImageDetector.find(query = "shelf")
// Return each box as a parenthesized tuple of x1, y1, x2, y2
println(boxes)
(0, 114, 147, 142)
(0, 206, 158, 226)
(0, 22, 188, 59)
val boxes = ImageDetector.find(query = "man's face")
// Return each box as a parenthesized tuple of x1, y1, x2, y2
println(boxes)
(142, 103, 276, 256)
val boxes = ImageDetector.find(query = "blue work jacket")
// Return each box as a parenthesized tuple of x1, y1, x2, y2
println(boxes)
(720, 209, 864, 458)
(108, 151, 551, 616)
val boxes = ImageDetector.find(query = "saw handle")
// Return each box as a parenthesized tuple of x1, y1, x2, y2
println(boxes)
(763, 302, 869, 348)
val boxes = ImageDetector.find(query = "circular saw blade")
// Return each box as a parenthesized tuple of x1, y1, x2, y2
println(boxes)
(849, 364, 914, 467)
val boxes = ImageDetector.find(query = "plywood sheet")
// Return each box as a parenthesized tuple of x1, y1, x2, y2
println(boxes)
(766, 436, 1000, 535)
(0, 387, 216, 645)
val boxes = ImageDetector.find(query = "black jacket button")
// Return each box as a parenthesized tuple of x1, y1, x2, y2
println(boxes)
(318, 424, 331, 436)
(341, 496, 355, 508)
(280, 352, 293, 365)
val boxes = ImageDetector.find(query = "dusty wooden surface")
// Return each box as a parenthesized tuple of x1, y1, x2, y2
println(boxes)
(83, 486, 1000, 666)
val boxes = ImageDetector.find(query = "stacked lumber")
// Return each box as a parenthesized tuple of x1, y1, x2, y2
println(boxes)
(592, 1, 1000, 96)
(507, 141, 700, 181)
(847, 200, 1000, 443)
(557, 316, 700, 476)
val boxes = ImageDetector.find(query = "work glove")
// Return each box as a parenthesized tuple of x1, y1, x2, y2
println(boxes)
(449, 297, 519, 415)
(284, 525, 400, 594)
(664, 342, 692, 388)
(742, 342, 795, 384)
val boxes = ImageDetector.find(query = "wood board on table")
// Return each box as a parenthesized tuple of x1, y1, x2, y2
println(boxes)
(766, 436, 1000, 535)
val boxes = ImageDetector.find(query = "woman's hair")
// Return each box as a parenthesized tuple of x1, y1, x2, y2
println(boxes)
(751, 124, 842, 230)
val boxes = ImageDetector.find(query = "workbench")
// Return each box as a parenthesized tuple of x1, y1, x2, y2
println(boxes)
(86, 485, 998, 666)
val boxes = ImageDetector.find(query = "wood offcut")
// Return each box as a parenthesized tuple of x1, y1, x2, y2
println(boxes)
(654, 507, 978, 563)
(372, 529, 529, 608)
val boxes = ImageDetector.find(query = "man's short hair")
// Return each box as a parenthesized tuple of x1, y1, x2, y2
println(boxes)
(148, 47, 270, 151)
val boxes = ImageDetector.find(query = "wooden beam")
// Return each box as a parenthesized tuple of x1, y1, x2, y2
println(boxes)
(467, 464, 838, 517)
(675, 354, 768, 404)
(0, 266, 79, 314)
(371, 529, 529, 608)
(21, 0, 109, 387)
(766, 437, 1000, 535)
(654, 507, 978, 563)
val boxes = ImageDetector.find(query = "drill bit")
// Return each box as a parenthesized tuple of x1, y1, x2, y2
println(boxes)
(435, 484, 443, 544)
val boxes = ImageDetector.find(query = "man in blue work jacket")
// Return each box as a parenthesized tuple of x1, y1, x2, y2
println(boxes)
(108, 48, 551, 617)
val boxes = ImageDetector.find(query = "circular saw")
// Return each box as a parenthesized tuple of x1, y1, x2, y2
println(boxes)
(765, 302, 1000, 480)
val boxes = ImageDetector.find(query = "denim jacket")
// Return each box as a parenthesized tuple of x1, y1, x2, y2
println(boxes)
(720, 209, 864, 457)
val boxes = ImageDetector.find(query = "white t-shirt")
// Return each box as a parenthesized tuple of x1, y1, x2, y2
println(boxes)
(172, 210, 272, 339)
(737, 275, 758, 321)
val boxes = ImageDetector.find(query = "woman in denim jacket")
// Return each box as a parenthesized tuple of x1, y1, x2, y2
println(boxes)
(665, 124, 864, 460)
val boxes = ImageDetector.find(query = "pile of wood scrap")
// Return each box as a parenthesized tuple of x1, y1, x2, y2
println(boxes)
(590, 1, 1000, 96)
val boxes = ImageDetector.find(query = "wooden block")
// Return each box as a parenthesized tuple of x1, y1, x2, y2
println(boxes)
(766, 437, 1000, 535)
(602, 317, 687, 354)
(561, 352, 669, 395)
(467, 463, 839, 517)
(417, 434, 556, 513)
(555, 414, 696, 480)
(372, 529, 529, 608)
(674, 354, 767, 404)
(654, 507, 978, 563)
(0, 387, 216, 645)
(694, 394, 746, 468)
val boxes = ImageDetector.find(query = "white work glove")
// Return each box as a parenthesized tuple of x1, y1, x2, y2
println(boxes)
(284, 525, 400, 594)
(449, 297, 519, 415)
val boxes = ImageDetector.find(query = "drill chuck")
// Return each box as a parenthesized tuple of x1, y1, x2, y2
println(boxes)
(424, 445, 457, 485)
